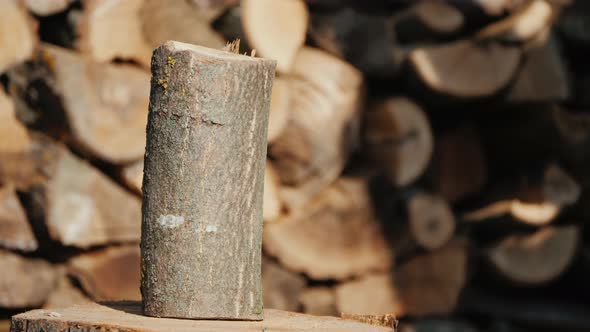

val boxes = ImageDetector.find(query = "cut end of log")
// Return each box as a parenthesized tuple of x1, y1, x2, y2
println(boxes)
(299, 287, 338, 316)
(267, 77, 291, 143)
(0, 184, 37, 252)
(263, 161, 283, 222)
(408, 192, 455, 250)
(0, 0, 37, 74)
(413, 0, 464, 33)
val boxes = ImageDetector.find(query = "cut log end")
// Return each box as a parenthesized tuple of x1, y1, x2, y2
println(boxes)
(408, 192, 455, 250)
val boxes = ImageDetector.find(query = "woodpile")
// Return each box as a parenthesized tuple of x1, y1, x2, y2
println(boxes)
(1, 0, 590, 331)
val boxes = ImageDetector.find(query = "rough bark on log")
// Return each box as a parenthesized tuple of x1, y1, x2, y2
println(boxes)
(364, 97, 433, 187)
(0, 184, 37, 252)
(267, 77, 291, 143)
(432, 126, 487, 203)
(20, 137, 142, 248)
(25, 0, 74, 16)
(409, 40, 521, 97)
(0, 0, 36, 74)
(299, 287, 338, 316)
(264, 177, 392, 280)
(10, 302, 393, 332)
(407, 192, 455, 250)
(141, 41, 275, 320)
(43, 275, 92, 309)
(68, 245, 141, 301)
(488, 225, 579, 284)
(0, 250, 59, 309)
(270, 47, 362, 207)
(262, 257, 306, 312)
(241, 0, 308, 73)
(8, 44, 150, 164)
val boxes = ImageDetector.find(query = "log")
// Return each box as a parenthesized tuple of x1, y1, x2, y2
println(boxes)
(263, 161, 282, 222)
(263, 177, 392, 280)
(270, 47, 362, 206)
(409, 40, 521, 98)
(393, 0, 464, 43)
(508, 34, 570, 102)
(0, 0, 36, 74)
(267, 77, 291, 143)
(432, 126, 487, 202)
(364, 97, 433, 187)
(299, 287, 338, 316)
(120, 159, 144, 195)
(488, 225, 579, 285)
(335, 274, 400, 315)
(407, 192, 455, 250)
(24, 0, 74, 16)
(0, 87, 40, 190)
(20, 137, 142, 248)
(141, 41, 275, 320)
(8, 44, 150, 164)
(10, 302, 393, 332)
(68, 245, 141, 301)
(262, 257, 306, 311)
(241, 0, 309, 73)
(0, 250, 59, 309)
(0, 184, 37, 252)
(43, 275, 92, 309)
(341, 313, 398, 329)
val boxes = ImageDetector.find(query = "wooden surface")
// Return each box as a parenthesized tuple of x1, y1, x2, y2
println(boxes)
(10, 302, 393, 332)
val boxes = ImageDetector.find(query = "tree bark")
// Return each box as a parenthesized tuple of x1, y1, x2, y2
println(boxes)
(141, 41, 275, 320)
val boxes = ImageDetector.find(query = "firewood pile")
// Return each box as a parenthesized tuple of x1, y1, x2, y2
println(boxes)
(1, 0, 590, 330)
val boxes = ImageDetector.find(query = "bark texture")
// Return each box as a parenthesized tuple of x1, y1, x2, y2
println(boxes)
(141, 41, 275, 320)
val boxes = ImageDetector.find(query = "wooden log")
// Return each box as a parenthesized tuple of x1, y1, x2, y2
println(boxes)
(263, 161, 282, 223)
(68, 245, 141, 301)
(409, 39, 521, 98)
(267, 77, 291, 143)
(432, 126, 487, 202)
(508, 33, 570, 102)
(270, 47, 362, 206)
(24, 0, 74, 16)
(299, 287, 338, 316)
(43, 275, 92, 309)
(120, 159, 144, 195)
(0, 184, 37, 252)
(241, 0, 308, 73)
(0, 87, 37, 190)
(262, 257, 306, 311)
(335, 240, 467, 317)
(10, 302, 393, 332)
(0, 250, 58, 309)
(364, 97, 433, 187)
(407, 192, 455, 250)
(78, 0, 226, 67)
(263, 177, 392, 280)
(341, 313, 398, 329)
(141, 41, 275, 320)
(20, 136, 142, 248)
(0, 0, 36, 74)
(393, 0, 464, 43)
(8, 44, 150, 164)
(488, 225, 579, 285)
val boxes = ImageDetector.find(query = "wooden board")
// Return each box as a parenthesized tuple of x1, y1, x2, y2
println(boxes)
(11, 302, 393, 332)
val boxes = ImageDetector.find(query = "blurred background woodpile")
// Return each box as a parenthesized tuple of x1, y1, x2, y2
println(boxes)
(2, 0, 590, 331)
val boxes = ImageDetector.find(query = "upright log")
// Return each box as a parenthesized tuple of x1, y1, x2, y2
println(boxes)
(141, 41, 275, 320)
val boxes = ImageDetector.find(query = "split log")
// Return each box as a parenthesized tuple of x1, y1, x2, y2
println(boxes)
(299, 287, 338, 316)
(24, 0, 74, 16)
(335, 240, 467, 317)
(270, 47, 362, 207)
(488, 225, 579, 285)
(43, 276, 92, 309)
(409, 40, 521, 98)
(8, 44, 150, 164)
(432, 126, 487, 202)
(463, 164, 580, 226)
(11, 302, 393, 332)
(364, 97, 433, 187)
(263, 161, 283, 222)
(20, 137, 142, 248)
(141, 41, 275, 320)
(508, 34, 570, 102)
(476, 0, 555, 43)
(120, 159, 144, 195)
(0, 250, 59, 309)
(68, 245, 141, 301)
(262, 257, 306, 311)
(0, 184, 37, 252)
(407, 192, 455, 250)
(0, 0, 36, 74)
(241, 0, 309, 72)
(264, 177, 392, 280)
(0, 87, 38, 190)
(393, 0, 464, 43)
(267, 77, 291, 143)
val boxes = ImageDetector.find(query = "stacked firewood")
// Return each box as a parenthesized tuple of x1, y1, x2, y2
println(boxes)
(2, 0, 590, 330)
